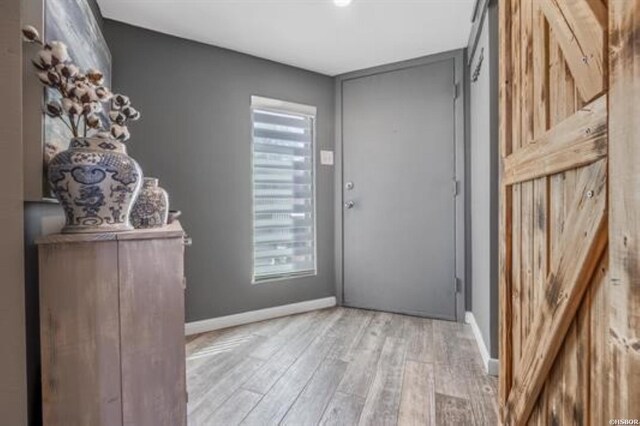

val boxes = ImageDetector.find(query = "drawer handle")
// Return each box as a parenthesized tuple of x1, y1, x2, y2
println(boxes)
(183, 236, 193, 247)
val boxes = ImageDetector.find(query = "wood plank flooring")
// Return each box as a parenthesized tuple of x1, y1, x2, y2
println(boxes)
(186, 307, 498, 426)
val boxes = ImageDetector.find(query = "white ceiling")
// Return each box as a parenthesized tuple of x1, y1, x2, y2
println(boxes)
(98, 0, 475, 76)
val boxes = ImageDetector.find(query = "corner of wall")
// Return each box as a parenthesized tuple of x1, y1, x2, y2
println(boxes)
(465, 312, 499, 376)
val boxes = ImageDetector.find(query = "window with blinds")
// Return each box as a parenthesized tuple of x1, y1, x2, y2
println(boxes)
(251, 96, 317, 283)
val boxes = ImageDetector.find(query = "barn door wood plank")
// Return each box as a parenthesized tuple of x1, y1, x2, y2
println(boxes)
(520, 0, 534, 346)
(545, 28, 576, 426)
(504, 159, 608, 425)
(609, 0, 640, 418)
(498, 0, 514, 418)
(503, 95, 607, 185)
(539, 0, 605, 101)
(562, 323, 579, 425)
(545, 344, 565, 425)
(548, 31, 566, 270)
(576, 299, 591, 425)
(510, 0, 523, 388)
(589, 254, 610, 425)
(556, 0, 606, 87)
(533, 4, 549, 140)
(532, 2, 549, 321)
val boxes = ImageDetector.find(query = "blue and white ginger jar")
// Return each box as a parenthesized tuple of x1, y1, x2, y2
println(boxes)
(130, 177, 169, 229)
(47, 137, 143, 233)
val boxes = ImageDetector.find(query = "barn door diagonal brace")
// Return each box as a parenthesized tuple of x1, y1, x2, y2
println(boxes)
(503, 159, 608, 425)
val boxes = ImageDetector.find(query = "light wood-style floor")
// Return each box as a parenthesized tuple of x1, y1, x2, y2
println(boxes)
(186, 307, 498, 425)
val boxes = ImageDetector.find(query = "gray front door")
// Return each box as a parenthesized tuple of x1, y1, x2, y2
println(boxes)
(342, 59, 457, 320)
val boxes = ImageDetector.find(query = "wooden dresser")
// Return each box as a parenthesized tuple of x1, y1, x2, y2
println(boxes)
(37, 222, 187, 426)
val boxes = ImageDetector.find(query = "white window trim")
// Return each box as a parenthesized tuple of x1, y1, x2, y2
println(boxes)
(250, 95, 319, 284)
(251, 96, 317, 117)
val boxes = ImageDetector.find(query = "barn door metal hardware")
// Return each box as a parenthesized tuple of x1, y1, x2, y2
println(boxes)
(472, 47, 485, 83)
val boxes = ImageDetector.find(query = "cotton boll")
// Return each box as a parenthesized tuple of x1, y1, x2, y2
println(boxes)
(110, 124, 130, 141)
(69, 102, 83, 116)
(44, 143, 59, 164)
(112, 94, 130, 108)
(49, 41, 69, 63)
(61, 98, 74, 112)
(45, 101, 63, 118)
(22, 25, 41, 43)
(83, 102, 100, 115)
(71, 82, 90, 101)
(61, 99, 82, 115)
(121, 127, 131, 141)
(109, 110, 126, 124)
(121, 106, 139, 119)
(89, 88, 100, 102)
(74, 81, 90, 91)
(95, 86, 113, 101)
(31, 58, 46, 71)
(86, 114, 101, 129)
(110, 124, 124, 138)
(56, 63, 79, 78)
(47, 71, 61, 84)
(61, 81, 75, 96)
(79, 88, 99, 104)
(72, 88, 87, 101)
(67, 64, 80, 77)
(64, 81, 80, 95)
(37, 71, 51, 85)
(36, 50, 53, 69)
(129, 110, 141, 121)
(86, 68, 104, 85)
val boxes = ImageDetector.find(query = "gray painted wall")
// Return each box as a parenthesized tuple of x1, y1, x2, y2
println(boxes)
(103, 20, 336, 322)
(468, 1, 499, 358)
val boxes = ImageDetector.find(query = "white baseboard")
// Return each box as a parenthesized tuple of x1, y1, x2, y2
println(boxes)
(185, 296, 337, 336)
(465, 311, 499, 376)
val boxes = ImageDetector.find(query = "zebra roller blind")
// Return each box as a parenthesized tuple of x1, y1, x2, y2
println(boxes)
(251, 96, 317, 282)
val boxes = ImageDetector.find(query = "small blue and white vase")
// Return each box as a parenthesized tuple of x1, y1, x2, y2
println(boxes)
(47, 137, 143, 234)
(130, 177, 169, 229)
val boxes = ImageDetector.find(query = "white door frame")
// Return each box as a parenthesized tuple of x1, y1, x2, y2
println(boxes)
(333, 49, 468, 322)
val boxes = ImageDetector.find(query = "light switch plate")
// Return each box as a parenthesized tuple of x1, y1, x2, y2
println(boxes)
(320, 150, 334, 165)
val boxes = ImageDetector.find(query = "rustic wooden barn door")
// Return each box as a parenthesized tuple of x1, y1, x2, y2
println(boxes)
(499, 0, 640, 424)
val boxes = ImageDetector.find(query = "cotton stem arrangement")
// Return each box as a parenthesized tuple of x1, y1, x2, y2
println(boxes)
(22, 25, 140, 141)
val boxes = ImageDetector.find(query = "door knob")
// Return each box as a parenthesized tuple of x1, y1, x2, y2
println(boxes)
(344, 201, 355, 209)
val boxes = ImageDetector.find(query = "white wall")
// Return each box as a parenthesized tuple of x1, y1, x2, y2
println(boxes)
(469, 2, 499, 359)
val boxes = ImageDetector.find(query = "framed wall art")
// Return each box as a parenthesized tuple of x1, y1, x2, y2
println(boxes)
(23, 0, 111, 200)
